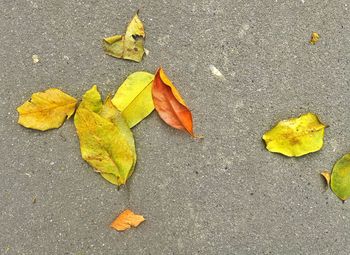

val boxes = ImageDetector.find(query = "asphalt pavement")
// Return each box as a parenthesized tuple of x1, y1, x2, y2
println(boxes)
(1, 0, 350, 254)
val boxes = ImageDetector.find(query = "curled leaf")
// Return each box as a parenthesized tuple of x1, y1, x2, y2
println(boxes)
(320, 170, 331, 189)
(74, 86, 136, 186)
(111, 71, 155, 128)
(262, 113, 326, 157)
(103, 13, 145, 62)
(152, 68, 195, 136)
(110, 209, 145, 231)
(331, 153, 350, 201)
(17, 88, 77, 131)
(310, 32, 320, 45)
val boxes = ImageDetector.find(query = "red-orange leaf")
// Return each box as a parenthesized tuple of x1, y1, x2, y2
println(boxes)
(110, 209, 145, 231)
(152, 67, 194, 136)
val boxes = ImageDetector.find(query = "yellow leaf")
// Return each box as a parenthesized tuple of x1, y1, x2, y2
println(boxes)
(74, 86, 137, 186)
(310, 32, 320, 45)
(110, 209, 145, 231)
(17, 88, 77, 131)
(100, 97, 137, 179)
(111, 71, 154, 128)
(262, 112, 326, 157)
(320, 170, 331, 188)
(103, 13, 145, 62)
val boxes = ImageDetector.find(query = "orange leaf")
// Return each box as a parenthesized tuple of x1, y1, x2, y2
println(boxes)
(110, 209, 145, 231)
(152, 67, 194, 136)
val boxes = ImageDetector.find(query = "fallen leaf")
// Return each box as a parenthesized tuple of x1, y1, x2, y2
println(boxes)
(103, 13, 145, 62)
(99, 96, 137, 182)
(152, 67, 195, 136)
(111, 71, 154, 128)
(74, 85, 136, 186)
(17, 88, 77, 131)
(310, 32, 320, 45)
(320, 170, 331, 188)
(110, 209, 145, 231)
(262, 112, 326, 157)
(330, 153, 350, 201)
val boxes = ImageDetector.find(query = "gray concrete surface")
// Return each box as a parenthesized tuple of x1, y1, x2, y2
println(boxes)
(1, 0, 350, 254)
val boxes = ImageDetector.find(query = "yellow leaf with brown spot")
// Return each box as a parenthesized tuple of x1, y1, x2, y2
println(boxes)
(110, 209, 145, 231)
(103, 13, 145, 62)
(262, 113, 326, 157)
(310, 32, 320, 45)
(74, 86, 136, 186)
(17, 88, 77, 131)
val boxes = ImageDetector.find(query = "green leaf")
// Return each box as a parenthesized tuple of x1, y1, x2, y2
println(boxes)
(331, 153, 350, 201)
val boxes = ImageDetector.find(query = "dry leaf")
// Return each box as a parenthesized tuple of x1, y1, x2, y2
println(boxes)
(17, 88, 77, 131)
(152, 67, 195, 136)
(111, 71, 155, 128)
(99, 96, 137, 183)
(262, 113, 326, 157)
(320, 170, 331, 188)
(110, 209, 145, 231)
(103, 13, 145, 62)
(310, 32, 320, 45)
(330, 153, 350, 201)
(74, 85, 136, 186)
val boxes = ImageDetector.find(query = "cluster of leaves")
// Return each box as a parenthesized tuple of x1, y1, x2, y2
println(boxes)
(262, 113, 350, 202)
(17, 13, 200, 231)
(17, 68, 195, 230)
(17, 68, 195, 187)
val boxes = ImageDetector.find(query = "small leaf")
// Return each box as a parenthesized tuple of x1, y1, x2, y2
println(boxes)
(17, 88, 77, 131)
(331, 153, 350, 201)
(111, 71, 155, 128)
(320, 170, 331, 188)
(152, 67, 195, 136)
(310, 32, 320, 45)
(74, 86, 136, 186)
(103, 13, 145, 62)
(262, 113, 326, 157)
(110, 209, 145, 231)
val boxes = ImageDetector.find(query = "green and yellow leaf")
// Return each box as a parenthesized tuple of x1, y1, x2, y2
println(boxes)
(111, 71, 154, 128)
(330, 153, 350, 201)
(103, 13, 145, 62)
(262, 112, 326, 157)
(17, 88, 77, 131)
(74, 85, 136, 186)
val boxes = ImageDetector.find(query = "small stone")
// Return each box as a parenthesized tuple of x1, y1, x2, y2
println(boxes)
(32, 54, 40, 63)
